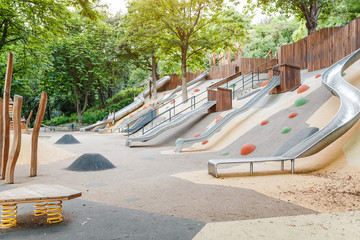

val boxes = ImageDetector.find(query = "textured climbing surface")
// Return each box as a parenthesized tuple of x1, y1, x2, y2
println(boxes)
(297, 85, 310, 94)
(281, 127, 291, 134)
(295, 97, 309, 107)
(288, 112, 298, 118)
(241, 144, 256, 155)
(261, 120, 269, 126)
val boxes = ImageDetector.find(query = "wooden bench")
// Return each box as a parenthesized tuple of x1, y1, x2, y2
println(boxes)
(208, 157, 295, 178)
(0, 184, 81, 228)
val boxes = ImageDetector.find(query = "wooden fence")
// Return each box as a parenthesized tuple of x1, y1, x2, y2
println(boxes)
(308, 17, 360, 71)
(278, 26, 341, 69)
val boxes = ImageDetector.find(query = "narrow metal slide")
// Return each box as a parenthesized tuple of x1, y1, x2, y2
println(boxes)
(175, 74, 282, 152)
(125, 100, 217, 147)
(208, 49, 360, 177)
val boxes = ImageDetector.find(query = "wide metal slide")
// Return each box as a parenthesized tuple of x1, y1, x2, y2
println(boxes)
(125, 100, 217, 147)
(208, 49, 360, 177)
(174, 74, 282, 153)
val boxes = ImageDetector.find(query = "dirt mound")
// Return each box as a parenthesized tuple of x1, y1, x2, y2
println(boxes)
(55, 134, 80, 144)
(66, 153, 115, 172)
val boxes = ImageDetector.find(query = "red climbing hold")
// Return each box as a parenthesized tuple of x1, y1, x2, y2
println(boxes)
(194, 133, 201, 138)
(297, 85, 310, 94)
(163, 92, 166, 96)
(288, 112, 298, 118)
(129, 114, 134, 119)
(194, 89, 200, 92)
(215, 115, 223, 123)
(261, 81, 269, 87)
(171, 100, 175, 104)
(241, 144, 256, 155)
(143, 106, 148, 110)
(202, 140, 208, 145)
(260, 120, 269, 126)
(315, 74, 321, 78)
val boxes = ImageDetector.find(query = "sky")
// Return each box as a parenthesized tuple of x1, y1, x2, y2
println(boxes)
(99, 0, 268, 24)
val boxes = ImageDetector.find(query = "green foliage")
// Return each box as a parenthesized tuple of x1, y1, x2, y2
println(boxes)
(292, 20, 307, 42)
(242, 16, 299, 58)
(110, 87, 145, 104)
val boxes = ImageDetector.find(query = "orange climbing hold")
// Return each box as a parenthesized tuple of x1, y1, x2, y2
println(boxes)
(315, 74, 321, 78)
(288, 112, 298, 118)
(297, 85, 310, 94)
(241, 144, 256, 155)
(143, 106, 148, 110)
(215, 115, 223, 123)
(194, 133, 200, 138)
(260, 120, 269, 126)
(194, 89, 200, 92)
(171, 100, 175, 104)
(202, 140, 208, 145)
(261, 81, 269, 87)
(129, 114, 134, 119)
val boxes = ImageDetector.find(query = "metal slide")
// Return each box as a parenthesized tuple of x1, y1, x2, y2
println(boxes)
(208, 49, 360, 177)
(125, 100, 217, 147)
(175, 74, 282, 152)
(122, 109, 157, 134)
(80, 76, 171, 132)
(115, 71, 208, 132)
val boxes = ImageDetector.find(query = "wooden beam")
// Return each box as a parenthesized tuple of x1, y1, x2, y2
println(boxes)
(30, 91, 47, 177)
(1, 53, 13, 180)
(0, 98, 3, 174)
(5, 95, 22, 184)
(25, 110, 33, 129)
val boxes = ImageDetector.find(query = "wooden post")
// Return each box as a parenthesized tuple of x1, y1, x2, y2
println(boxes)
(25, 110, 33, 129)
(0, 98, 3, 175)
(5, 95, 22, 184)
(1, 53, 13, 180)
(30, 91, 47, 177)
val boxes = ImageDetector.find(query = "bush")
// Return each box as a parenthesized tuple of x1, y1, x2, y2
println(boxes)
(110, 87, 144, 104)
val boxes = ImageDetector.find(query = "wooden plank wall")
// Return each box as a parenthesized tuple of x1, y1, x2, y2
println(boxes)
(240, 58, 278, 73)
(207, 58, 241, 80)
(308, 17, 360, 71)
(278, 26, 342, 69)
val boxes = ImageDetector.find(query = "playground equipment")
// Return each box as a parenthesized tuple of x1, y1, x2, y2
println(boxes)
(126, 100, 217, 147)
(112, 71, 209, 134)
(80, 75, 172, 132)
(175, 74, 282, 153)
(208, 49, 360, 177)
(0, 184, 81, 228)
(0, 53, 47, 183)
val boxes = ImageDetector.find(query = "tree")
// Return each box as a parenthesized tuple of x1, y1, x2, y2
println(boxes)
(43, 17, 122, 123)
(248, 0, 335, 35)
(0, 0, 98, 53)
(126, 0, 237, 101)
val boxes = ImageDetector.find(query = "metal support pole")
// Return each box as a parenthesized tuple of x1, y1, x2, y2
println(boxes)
(252, 73, 254, 88)
(250, 162, 253, 175)
(291, 159, 295, 174)
(281, 160, 284, 171)
(242, 75, 244, 89)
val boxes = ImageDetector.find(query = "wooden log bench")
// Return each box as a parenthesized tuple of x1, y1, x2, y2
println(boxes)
(0, 184, 81, 228)
(208, 157, 295, 178)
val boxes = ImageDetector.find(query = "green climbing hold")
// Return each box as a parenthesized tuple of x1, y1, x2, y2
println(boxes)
(295, 97, 309, 107)
(221, 152, 229, 156)
(281, 127, 291, 134)
(341, 72, 346, 77)
(230, 83, 237, 88)
(175, 139, 180, 146)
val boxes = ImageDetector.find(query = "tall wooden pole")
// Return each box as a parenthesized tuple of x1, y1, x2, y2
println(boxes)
(1, 53, 13, 180)
(5, 95, 22, 184)
(30, 91, 47, 177)
(25, 110, 33, 129)
(0, 98, 3, 175)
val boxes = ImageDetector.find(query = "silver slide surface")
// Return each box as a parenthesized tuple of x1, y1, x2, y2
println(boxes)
(208, 49, 360, 177)
(125, 100, 217, 147)
(175, 74, 282, 152)
(116, 71, 209, 131)
(80, 76, 171, 132)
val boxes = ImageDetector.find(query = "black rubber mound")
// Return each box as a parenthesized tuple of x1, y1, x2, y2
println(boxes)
(66, 153, 116, 172)
(55, 134, 80, 144)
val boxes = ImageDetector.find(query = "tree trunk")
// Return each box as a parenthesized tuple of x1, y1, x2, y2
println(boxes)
(181, 50, 188, 102)
(300, 3, 321, 35)
(151, 54, 158, 99)
(97, 79, 106, 109)
(75, 90, 90, 123)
